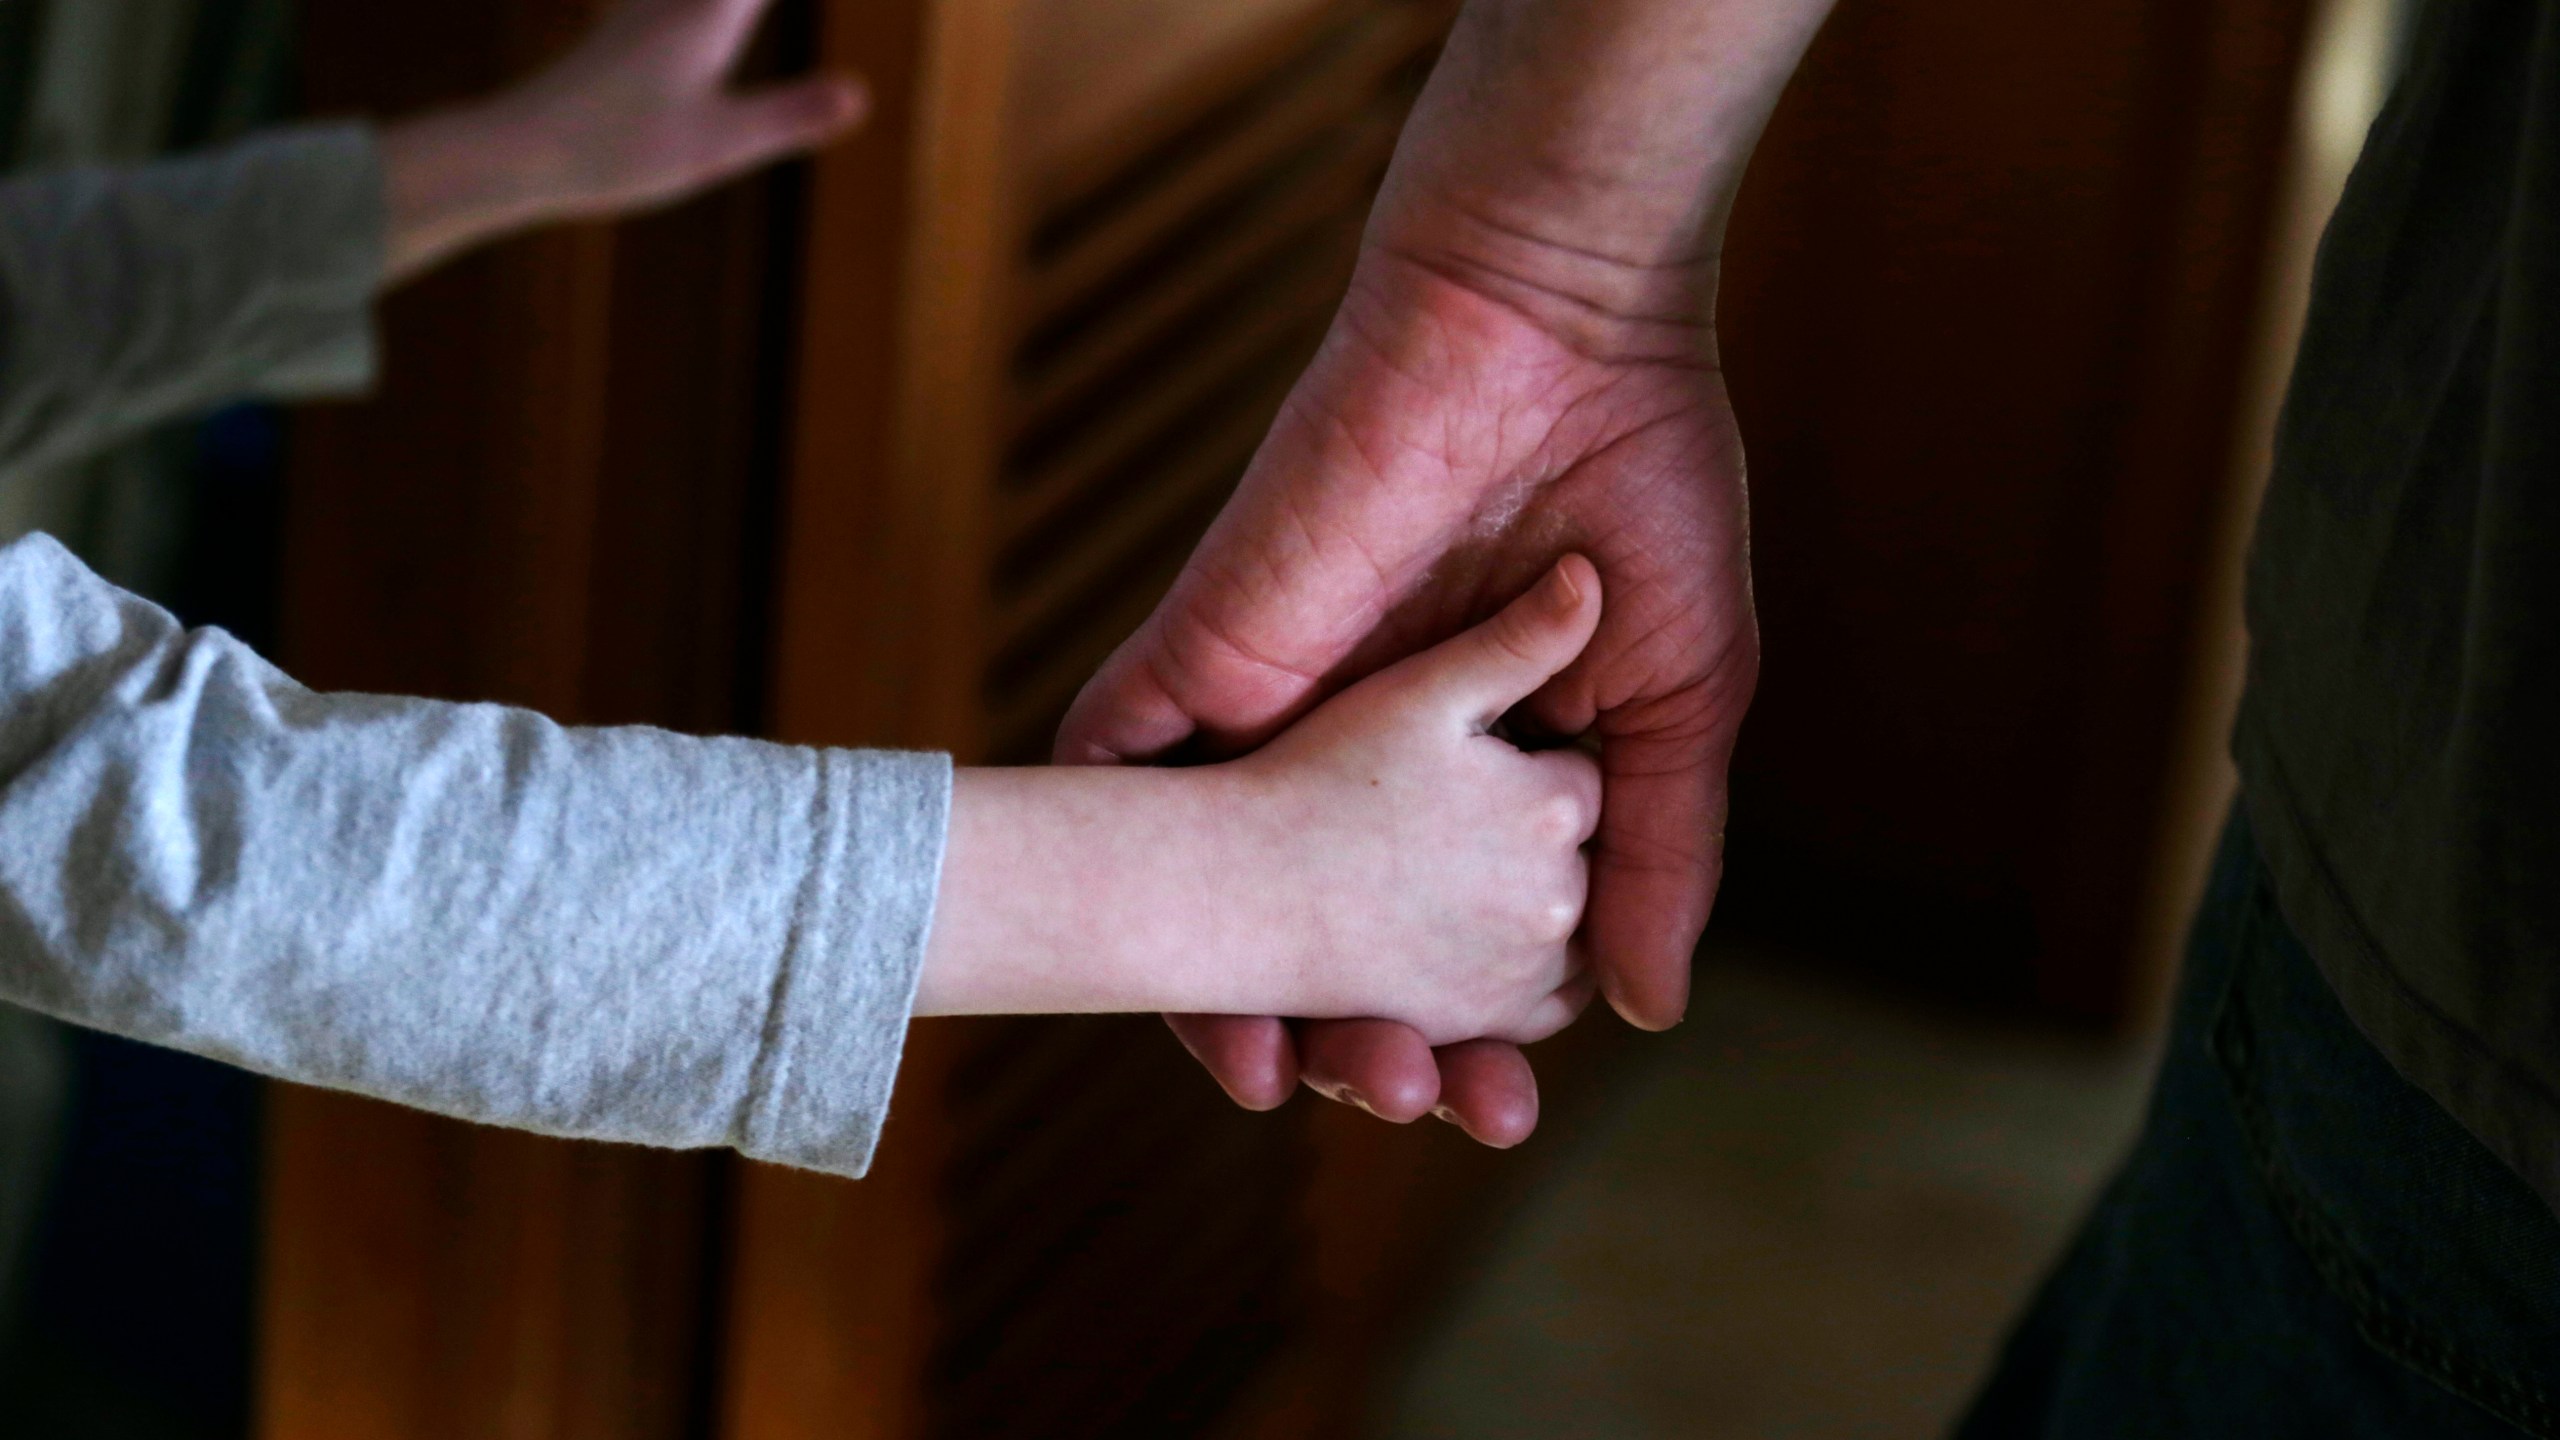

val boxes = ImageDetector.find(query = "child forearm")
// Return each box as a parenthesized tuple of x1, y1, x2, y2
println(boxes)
(916, 767, 1286, 1020)
(919, 558, 1609, 1048)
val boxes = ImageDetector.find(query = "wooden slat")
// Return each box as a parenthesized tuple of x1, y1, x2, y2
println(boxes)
(943, 1014, 1108, 1111)
(1021, 4, 1436, 326)
(990, 350, 1310, 659)
(1014, 0, 1357, 212)
(261, 1091, 718, 1440)
(981, 536, 1186, 763)
(934, 1074, 1213, 1344)
(1012, 121, 1392, 431)
(937, 1023, 1186, 1214)
(983, 444, 1250, 752)
(1001, 233, 1355, 547)
(923, 1018, 1305, 1440)
(266, 6, 786, 1438)
(935, 1139, 1286, 1413)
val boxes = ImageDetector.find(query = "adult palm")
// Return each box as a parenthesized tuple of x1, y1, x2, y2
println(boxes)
(1055, 238, 1758, 1145)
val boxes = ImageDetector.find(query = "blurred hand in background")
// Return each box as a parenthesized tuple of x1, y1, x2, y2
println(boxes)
(377, 0, 866, 282)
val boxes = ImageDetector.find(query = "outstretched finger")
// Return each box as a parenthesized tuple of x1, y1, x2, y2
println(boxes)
(701, 0, 788, 65)
(714, 74, 869, 171)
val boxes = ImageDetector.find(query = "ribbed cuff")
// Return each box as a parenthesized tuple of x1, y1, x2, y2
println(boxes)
(738, 748, 952, 1177)
(230, 122, 386, 398)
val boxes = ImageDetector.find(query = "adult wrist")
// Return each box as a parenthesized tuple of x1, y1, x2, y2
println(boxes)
(1354, 192, 1720, 362)
(1358, 0, 1834, 343)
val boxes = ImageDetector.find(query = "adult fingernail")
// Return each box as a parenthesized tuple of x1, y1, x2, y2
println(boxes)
(1430, 1105, 1461, 1126)
(1335, 1086, 1375, 1116)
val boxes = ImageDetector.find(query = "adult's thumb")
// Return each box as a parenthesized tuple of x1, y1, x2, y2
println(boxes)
(1053, 628, 1197, 765)
(1407, 555, 1601, 725)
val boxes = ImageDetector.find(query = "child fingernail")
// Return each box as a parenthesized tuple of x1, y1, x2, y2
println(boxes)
(1545, 563, 1580, 611)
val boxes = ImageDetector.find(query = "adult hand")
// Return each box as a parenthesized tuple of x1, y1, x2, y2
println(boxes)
(1057, 244, 1754, 1144)
(1055, 0, 1832, 1145)
(379, 0, 866, 282)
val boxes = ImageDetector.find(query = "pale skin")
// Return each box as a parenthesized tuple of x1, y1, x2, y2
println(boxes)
(352, 0, 1614, 1068)
(1058, 0, 1842, 1143)
(374, 0, 867, 285)
(375, 0, 1848, 1142)
(919, 557, 1605, 1045)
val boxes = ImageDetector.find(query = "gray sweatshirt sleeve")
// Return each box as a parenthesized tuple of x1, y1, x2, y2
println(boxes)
(0, 123, 383, 482)
(0, 532, 947, 1177)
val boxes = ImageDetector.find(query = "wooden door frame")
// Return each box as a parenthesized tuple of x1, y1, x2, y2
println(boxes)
(716, 0, 1019, 1436)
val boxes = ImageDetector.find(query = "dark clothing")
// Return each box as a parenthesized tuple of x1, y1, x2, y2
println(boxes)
(2236, 0, 2560, 1214)
(1958, 812, 2560, 1439)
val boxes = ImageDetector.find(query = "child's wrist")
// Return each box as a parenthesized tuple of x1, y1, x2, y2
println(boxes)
(918, 764, 1305, 1019)
(378, 102, 560, 282)
(1119, 761, 1317, 1016)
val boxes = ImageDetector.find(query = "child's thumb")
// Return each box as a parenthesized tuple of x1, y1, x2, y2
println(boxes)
(1414, 555, 1602, 725)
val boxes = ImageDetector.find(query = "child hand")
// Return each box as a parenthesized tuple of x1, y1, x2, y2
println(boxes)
(378, 0, 868, 282)
(1218, 554, 1606, 1045)
(921, 557, 1605, 1051)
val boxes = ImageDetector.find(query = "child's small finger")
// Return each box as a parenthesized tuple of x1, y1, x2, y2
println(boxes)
(1406, 555, 1602, 726)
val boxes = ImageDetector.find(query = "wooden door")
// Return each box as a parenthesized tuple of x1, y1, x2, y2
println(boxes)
(263, 4, 804, 1435)
(718, 2, 1451, 1436)
(259, 0, 2314, 1435)
(1715, 0, 2313, 1021)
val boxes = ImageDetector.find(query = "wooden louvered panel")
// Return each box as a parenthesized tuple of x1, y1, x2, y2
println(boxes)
(1001, 231, 1355, 549)
(991, 347, 1310, 665)
(938, 1120, 1289, 1393)
(943, 1004, 1122, 1117)
(1011, 178, 1371, 490)
(939, 1082, 1295, 1307)
(1021, 3, 1441, 324)
(980, 538, 1183, 763)
(925, 1018, 1303, 1440)
(918, 3, 1452, 1437)
(937, 1022, 1193, 1246)
(1014, 0, 1356, 210)
(1012, 134, 1385, 431)
(938, 1217, 1292, 1440)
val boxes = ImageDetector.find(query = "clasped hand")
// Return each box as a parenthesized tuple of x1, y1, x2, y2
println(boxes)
(918, 559, 1608, 1054)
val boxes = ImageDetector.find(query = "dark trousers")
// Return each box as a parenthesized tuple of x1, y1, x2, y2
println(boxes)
(1957, 810, 2560, 1438)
